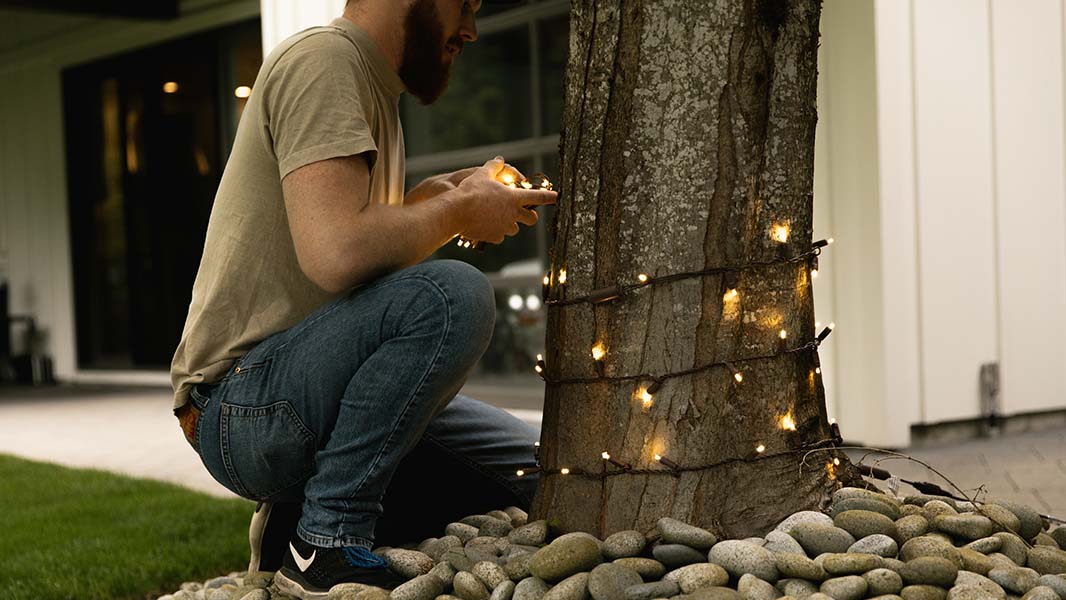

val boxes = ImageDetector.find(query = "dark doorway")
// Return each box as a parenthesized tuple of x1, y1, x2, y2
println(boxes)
(62, 19, 261, 370)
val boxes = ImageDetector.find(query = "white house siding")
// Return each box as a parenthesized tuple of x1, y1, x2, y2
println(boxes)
(988, 0, 1066, 416)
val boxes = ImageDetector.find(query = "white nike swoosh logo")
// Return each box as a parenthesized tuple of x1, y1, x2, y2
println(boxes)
(290, 542, 315, 572)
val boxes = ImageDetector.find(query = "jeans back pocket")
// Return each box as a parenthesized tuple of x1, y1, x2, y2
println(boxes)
(219, 400, 317, 500)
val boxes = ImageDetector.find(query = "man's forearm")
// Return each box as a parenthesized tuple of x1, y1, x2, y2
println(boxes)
(327, 195, 464, 292)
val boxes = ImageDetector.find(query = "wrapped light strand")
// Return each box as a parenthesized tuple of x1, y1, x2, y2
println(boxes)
(529, 434, 840, 481)
(535, 326, 835, 391)
(458, 173, 554, 251)
(544, 240, 831, 307)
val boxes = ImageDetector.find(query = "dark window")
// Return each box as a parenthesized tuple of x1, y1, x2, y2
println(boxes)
(62, 19, 261, 370)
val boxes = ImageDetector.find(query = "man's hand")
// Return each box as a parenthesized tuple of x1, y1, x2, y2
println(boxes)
(446, 157, 557, 244)
(405, 167, 479, 205)
(405, 162, 527, 205)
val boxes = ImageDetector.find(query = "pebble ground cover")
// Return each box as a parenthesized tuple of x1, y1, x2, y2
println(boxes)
(160, 486, 1066, 600)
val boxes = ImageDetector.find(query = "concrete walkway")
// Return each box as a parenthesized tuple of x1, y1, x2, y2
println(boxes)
(1, 383, 1064, 522)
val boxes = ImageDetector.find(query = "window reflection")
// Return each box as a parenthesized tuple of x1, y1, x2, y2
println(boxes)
(403, 26, 532, 155)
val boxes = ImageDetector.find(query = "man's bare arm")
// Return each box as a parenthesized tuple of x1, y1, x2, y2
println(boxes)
(283, 155, 556, 294)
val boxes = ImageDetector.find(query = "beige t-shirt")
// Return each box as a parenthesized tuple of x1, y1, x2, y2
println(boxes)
(170, 17, 406, 410)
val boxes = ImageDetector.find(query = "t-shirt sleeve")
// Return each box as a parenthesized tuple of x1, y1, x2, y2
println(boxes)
(262, 33, 378, 180)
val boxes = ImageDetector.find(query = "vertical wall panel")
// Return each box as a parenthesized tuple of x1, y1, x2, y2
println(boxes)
(818, 0, 891, 446)
(873, 0, 923, 446)
(989, 0, 1066, 415)
(813, 50, 839, 425)
(911, 0, 1000, 423)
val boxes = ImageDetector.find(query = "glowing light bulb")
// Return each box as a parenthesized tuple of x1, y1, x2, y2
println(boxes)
(811, 269, 819, 279)
(591, 343, 606, 361)
(500, 172, 515, 185)
(816, 367, 822, 375)
(234, 85, 252, 98)
(829, 417, 836, 425)
(508, 295, 523, 310)
(537, 354, 543, 362)
(543, 275, 550, 286)
(526, 295, 541, 311)
(827, 238, 835, 245)
(781, 414, 797, 431)
(638, 273, 649, 283)
(833, 458, 841, 466)
(521, 180, 533, 189)
(516, 469, 525, 477)
(638, 387, 654, 407)
(828, 322, 836, 330)
(560, 468, 570, 475)
(724, 288, 739, 301)
(772, 224, 790, 243)
(756, 444, 766, 454)
(534, 363, 543, 374)
(558, 270, 567, 284)
(163, 81, 179, 94)
(601, 452, 611, 460)
(779, 329, 788, 340)
(654, 454, 663, 462)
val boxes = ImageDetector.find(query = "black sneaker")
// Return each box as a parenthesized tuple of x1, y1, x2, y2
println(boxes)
(274, 536, 404, 598)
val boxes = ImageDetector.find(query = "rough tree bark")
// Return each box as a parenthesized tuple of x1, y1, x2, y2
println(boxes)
(531, 0, 865, 540)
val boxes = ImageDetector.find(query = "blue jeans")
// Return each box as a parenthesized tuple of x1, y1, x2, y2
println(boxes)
(189, 260, 540, 548)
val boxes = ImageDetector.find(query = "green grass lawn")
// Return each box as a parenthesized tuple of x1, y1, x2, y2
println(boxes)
(0, 454, 257, 600)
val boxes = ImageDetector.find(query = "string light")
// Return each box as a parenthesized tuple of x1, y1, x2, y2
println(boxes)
(602, 452, 632, 470)
(781, 414, 797, 431)
(815, 367, 821, 374)
(726, 362, 744, 383)
(755, 444, 766, 454)
(811, 268, 819, 279)
(638, 273, 649, 283)
(558, 269, 567, 284)
(543, 275, 550, 286)
(724, 288, 739, 301)
(457, 173, 554, 250)
(654, 454, 681, 471)
(545, 240, 830, 307)
(591, 343, 606, 361)
(560, 468, 570, 475)
(516, 466, 541, 477)
(638, 387, 654, 409)
(817, 323, 835, 343)
(771, 223, 790, 243)
(833, 457, 841, 466)
(779, 329, 788, 340)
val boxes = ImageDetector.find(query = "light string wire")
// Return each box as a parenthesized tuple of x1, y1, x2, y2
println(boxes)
(544, 239, 832, 307)
(519, 435, 843, 480)
(537, 330, 833, 389)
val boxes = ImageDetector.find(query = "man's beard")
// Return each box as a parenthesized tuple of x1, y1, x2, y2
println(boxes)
(400, 0, 458, 105)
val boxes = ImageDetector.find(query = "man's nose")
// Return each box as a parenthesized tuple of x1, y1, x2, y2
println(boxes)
(459, 13, 478, 43)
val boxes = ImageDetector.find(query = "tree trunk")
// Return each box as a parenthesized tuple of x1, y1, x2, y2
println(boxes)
(532, 0, 865, 540)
